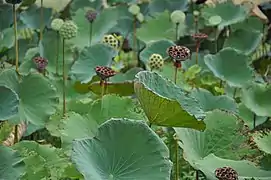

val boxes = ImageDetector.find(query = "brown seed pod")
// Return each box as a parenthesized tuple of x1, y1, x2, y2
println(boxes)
(166, 45, 191, 62)
(191, 32, 208, 41)
(215, 166, 238, 180)
(94, 66, 116, 80)
(33, 56, 48, 71)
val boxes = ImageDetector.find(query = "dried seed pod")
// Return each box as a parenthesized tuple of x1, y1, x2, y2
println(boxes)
(85, 9, 97, 23)
(33, 56, 48, 71)
(191, 32, 208, 41)
(95, 66, 116, 80)
(215, 166, 238, 180)
(148, 54, 164, 70)
(166, 45, 191, 62)
(102, 34, 120, 49)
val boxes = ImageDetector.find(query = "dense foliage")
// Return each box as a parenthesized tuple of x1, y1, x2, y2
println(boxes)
(0, 0, 271, 179)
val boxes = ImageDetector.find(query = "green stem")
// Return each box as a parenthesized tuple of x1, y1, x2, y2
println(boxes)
(174, 66, 178, 84)
(195, 41, 200, 64)
(14, 125, 18, 144)
(215, 28, 218, 53)
(56, 32, 59, 75)
(89, 23, 93, 46)
(62, 38, 66, 117)
(253, 113, 256, 129)
(101, 80, 105, 97)
(175, 23, 179, 41)
(40, 0, 44, 41)
(175, 138, 179, 180)
(195, 170, 199, 180)
(12, 4, 19, 74)
(233, 88, 237, 99)
(133, 16, 138, 66)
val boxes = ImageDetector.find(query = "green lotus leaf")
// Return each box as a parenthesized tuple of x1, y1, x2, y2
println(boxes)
(201, 0, 249, 30)
(137, 11, 186, 43)
(13, 141, 81, 179)
(134, 71, 206, 130)
(139, 39, 175, 64)
(71, 7, 130, 49)
(88, 81, 135, 96)
(0, 28, 14, 51)
(195, 154, 271, 180)
(175, 110, 256, 164)
(0, 4, 13, 31)
(41, 31, 74, 75)
(71, 119, 172, 180)
(70, 43, 117, 83)
(0, 85, 19, 120)
(223, 29, 263, 55)
(238, 103, 267, 130)
(70, 0, 102, 12)
(20, 5, 52, 29)
(253, 132, 271, 154)
(183, 64, 202, 80)
(111, 67, 143, 82)
(204, 48, 253, 87)
(0, 145, 25, 180)
(191, 88, 237, 113)
(241, 82, 271, 117)
(0, 69, 58, 126)
(231, 16, 265, 33)
(148, 0, 189, 14)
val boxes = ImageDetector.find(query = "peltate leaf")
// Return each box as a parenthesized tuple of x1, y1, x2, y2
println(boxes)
(0, 85, 19, 120)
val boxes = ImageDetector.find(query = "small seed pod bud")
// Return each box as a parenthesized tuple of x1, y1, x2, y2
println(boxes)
(59, 20, 78, 40)
(193, 10, 200, 17)
(33, 56, 48, 72)
(102, 34, 120, 49)
(85, 9, 97, 23)
(95, 66, 116, 80)
(6, 0, 22, 4)
(128, 4, 140, 15)
(136, 13, 144, 23)
(170, 10, 186, 24)
(51, 18, 64, 31)
(148, 54, 164, 70)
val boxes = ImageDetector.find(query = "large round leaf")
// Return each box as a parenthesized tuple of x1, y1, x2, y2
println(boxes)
(253, 132, 271, 154)
(148, 0, 189, 14)
(71, 119, 172, 180)
(190, 88, 237, 113)
(70, 44, 117, 83)
(71, 44, 116, 83)
(0, 85, 19, 120)
(204, 48, 253, 87)
(223, 29, 262, 55)
(134, 71, 206, 130)
(139, 39, 175, 64)
(201, 0, 250, 30)
(0, 28, 14, 51)
(0, 145, 25, 180)
(174, 110, 255, 164)
(0, 69, 58, 125)
(241, 82, 271, 117)
(195, 154, 271, 180)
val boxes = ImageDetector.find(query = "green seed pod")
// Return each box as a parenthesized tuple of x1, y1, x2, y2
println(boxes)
(51, 18, 64, 31)
(170, 10, 186, 24)
(193, 10, 200, 17)
(102, 34, 119, 49)
(136, 13, 144, 23)
(128, 4, 140, 15)
(59, 20, 78, 40)
(148, 54, 164, 70)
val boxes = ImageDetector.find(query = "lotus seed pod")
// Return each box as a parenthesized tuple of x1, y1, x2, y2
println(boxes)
(95, 66, 116, 80)
(148, 54, 164, 70)
(215, 166, 238, 180)
(167, 45, 191, 62)
(136, 13, 144, 23)
(193, 10, 200, 17)
(170, 10, 186, 24)
(6, 0, 22, 4)
(33, 56, 48, 71)
(51, 18, 64, 31)
(208, 15, 222, 26)
(102, 34, 119, 49)
(85, 9, 97, 23)
(191, 32, 208, 41)
(128, 4, 140, 15)
(59, 20, 78, 40)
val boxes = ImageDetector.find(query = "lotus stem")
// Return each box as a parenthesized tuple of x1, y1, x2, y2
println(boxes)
(194, 17, 198, 33)
(133, 15, 138, 65)
(40, 0, 43, 41)
(56, 32, 59, 75)
(89, 23, 93, 46)
(195, 41, 200, 64)
(175, 136, 179, 180)
(215, 27, 218, 53)
(195, 170, 199, 180)
(233, 88, 237, 99)
(12, 4, 19, 75)
(253, 113, 256, 129)
(101, 80, 105, 97)
(174, 66, 178, 84)
(62, 38, 66, 116)
(175, 23, 179, 41)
